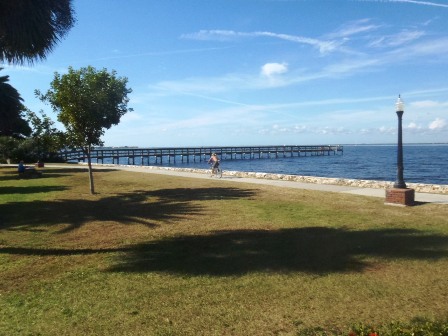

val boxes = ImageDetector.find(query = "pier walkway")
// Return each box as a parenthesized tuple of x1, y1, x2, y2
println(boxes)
(60, 145, 343, 165)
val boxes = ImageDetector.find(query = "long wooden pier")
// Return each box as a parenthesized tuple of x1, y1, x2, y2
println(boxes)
(60, 145, 343, 165)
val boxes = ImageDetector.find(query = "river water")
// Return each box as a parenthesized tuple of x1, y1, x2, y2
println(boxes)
(101, 144, 448, 185)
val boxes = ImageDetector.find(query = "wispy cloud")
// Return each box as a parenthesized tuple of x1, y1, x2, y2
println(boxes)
(386, 0, 448, 8)
(258, 123, 354, 136)
(369, 30, 425, 48)
(181, 30, 342, 55)
(182, 19, 388, 57)
(149, 30, 448, 99)
(150, 73, 256, 94)
(326, 19, 381, 38)
(119, 88, 448, 143)
(66, 47, 233, 65)
(357, 0, 448, 8)
(147, 17, 448, 141)
(410, 99, 448, 108)
(0, 63, 51, 74)
(384, 37, 448, 62)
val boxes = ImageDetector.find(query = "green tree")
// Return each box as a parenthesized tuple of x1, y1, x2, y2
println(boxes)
(0, 136, 19, 163)
(0, 0, 75, 64)
(0, 68, 31, 137)
(26, 109, 65, 161)
(37, 66, 133, 194)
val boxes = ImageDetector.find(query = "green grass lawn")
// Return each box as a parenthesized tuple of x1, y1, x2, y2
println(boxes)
(1, 166, 448, 335)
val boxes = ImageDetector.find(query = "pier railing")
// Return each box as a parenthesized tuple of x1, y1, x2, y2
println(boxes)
(60, 145, 343, 165)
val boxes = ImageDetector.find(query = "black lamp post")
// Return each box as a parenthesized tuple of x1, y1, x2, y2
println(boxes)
(393, 95, 407, 189)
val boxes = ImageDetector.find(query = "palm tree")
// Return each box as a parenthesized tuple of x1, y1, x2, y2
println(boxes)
(0, 68, 31, 137)
(0, 0, 75, 64)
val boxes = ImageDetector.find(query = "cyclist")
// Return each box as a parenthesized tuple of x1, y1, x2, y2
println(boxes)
(208, 153, 220, 176)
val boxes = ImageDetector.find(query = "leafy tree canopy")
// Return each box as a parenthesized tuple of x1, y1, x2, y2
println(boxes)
(25, 109, 66, 159)
(37, 66, 132, 151)
(0, 0, 75, 64)
(37, 66, 133, 194)
(0, 68, 31, 137)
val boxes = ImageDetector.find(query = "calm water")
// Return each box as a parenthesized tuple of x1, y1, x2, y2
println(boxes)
(104, 144, 448, 185)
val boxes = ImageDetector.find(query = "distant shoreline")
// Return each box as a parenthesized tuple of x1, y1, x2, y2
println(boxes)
(97, 143, 448, 149)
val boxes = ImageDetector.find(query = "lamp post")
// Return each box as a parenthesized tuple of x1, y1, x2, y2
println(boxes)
(393, 95, 407, 189)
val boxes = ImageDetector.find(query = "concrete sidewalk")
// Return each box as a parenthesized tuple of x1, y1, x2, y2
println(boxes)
(114, 165, 448, 205)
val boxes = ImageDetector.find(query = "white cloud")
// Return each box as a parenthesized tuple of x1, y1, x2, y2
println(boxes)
(429, 118, 446, 130)
(261, 63, 288, 77)
(379, 126, 395, 134)
(407, 122, 421, 129)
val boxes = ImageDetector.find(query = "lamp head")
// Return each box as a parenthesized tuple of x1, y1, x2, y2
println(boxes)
(395, 95, 404, 112)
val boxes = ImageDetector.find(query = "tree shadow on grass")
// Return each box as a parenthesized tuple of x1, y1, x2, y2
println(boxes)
(0, 168, 24, 181)
(0, 187, 257, 232)
(0, 186, 68, 195)
(34, 167, 119, 179)
(0, 167, 118, 181)
(2, 226, 447, 276)
(141, 187, 256, 201)
(0, 167, 79, 181)
(0, 246, 129, 256)
(107, 227, 448, 276)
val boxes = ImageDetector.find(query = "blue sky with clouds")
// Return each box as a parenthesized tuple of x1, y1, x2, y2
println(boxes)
(3, 0, 448, 146)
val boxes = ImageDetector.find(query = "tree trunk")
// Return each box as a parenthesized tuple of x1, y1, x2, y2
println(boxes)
(86, 148, 95, 194)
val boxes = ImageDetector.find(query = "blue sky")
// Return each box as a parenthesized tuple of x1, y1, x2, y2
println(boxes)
(3, 0, 448, 146)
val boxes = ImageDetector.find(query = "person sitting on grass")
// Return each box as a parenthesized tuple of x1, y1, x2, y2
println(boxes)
(18, 160, 26, 173)
(18, 160, 40, 178)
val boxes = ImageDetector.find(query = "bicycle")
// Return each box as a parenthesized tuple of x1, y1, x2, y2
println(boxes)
(209, 163, 222, 178)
